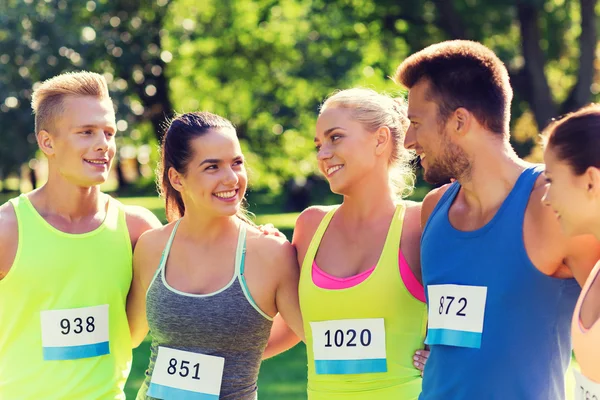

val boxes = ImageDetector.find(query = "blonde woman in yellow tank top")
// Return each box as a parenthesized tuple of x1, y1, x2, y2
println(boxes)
(267, 88, 429, 400)
(542, 105, 600, 399)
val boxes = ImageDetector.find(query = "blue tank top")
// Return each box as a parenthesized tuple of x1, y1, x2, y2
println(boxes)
(420, 165, 580, 400)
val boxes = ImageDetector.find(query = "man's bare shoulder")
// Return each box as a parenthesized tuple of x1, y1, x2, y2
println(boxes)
(421, 184, 452, 228)
(116, 201, 163, 249)
(0, 201, 18, 241)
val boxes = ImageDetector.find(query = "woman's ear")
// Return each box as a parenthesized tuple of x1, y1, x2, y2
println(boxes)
(374, 126, 392, 156)
(585, 166, 600, 197)
(168, 167, 184, 193)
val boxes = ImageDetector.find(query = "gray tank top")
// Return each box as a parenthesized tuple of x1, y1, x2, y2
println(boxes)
(137, 221, 274, 400)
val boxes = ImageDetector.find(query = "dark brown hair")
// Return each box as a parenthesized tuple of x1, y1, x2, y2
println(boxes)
(395, 40, 512, 136)
(158, 111, 253, 223)
(542, 104, 600, 175)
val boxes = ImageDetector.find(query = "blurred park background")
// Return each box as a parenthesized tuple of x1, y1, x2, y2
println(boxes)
(1, 0, 598, 398)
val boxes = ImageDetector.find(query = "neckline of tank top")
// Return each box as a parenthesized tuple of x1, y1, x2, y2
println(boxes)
(441, 166, 539, 237)
(19, 193, 115, 238)
(578, 265, 600, 332)
(309, 205, 403, 292)
(312, 249, 426, 302)
(160, 221, 247, 298)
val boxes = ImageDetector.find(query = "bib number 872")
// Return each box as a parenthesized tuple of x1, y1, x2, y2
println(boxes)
(439, 296, 467, 316)
(324, 329, 372, 348)
(167, 358, 201, 380)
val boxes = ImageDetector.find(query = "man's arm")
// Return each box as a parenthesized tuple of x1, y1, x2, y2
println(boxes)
(527, 180, 600, 283)
(563, 235, 600, 286)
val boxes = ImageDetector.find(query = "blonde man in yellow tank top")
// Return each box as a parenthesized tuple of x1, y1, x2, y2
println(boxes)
(542, 105, 600, 400)
(0, 72, 161, 399)
(265, 88, 429, 399)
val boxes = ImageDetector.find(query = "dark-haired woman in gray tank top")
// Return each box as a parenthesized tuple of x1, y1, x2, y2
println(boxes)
(126, 112, 305, 399)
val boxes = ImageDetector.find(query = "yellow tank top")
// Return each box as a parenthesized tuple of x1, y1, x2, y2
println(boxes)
(572, 262, 600, 385)
(299, 204, 427, 400)
(0, 194, 133, 399)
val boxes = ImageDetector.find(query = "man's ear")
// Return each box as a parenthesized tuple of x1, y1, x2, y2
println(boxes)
(453, 107, 472, 137)
(37, 130, 55, 156)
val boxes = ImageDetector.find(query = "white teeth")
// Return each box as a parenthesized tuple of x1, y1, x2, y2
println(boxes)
(215, 190, 236, 199)
(86, 160, 106, 164)
(327, 165, 343, 175)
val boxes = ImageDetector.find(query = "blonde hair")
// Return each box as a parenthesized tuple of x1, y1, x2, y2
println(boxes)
(31, 71, 111, 134)
(320, 88, 415, 198)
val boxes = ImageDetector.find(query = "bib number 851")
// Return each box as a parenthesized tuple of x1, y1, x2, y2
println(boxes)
(324, 329, 372, 348)
(167, 357, 201, 380)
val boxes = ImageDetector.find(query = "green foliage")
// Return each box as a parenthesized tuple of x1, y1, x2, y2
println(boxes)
(0, 0, 598, 195)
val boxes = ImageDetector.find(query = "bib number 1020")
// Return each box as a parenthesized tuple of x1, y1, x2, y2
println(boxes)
(167, 358, 201, 380)
(324, 328, 372, 348)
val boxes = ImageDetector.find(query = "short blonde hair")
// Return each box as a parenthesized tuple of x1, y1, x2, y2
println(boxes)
(320, 88, 415, 199)
(31, 71, 111, 134)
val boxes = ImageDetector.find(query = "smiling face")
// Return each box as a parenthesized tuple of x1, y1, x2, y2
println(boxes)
(171, 128, 247, 218)
(405, 79, 470, 184)
(40, 95, 117, 187)
(542, 146, 598, 237)
(314, 107, 382, 195)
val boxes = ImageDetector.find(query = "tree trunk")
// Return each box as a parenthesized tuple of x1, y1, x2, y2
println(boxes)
(516, 1, 558, 129)
(433, 0, 469, 39)
(115, 158, 128, 193)
(29, 167, 37, 191)
(135, 58, 173, 144)
(560, 0, 598, 114)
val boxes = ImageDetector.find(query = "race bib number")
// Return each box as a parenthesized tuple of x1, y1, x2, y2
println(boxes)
(147, 346, 225, 400)
(40, 304, 109, 360)
(426, 285, 487, 349)
(310, 318, 387, 375)
(574, 369, 600, 400)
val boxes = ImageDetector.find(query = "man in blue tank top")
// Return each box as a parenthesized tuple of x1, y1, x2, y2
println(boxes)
(394, 40, 600, 399)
